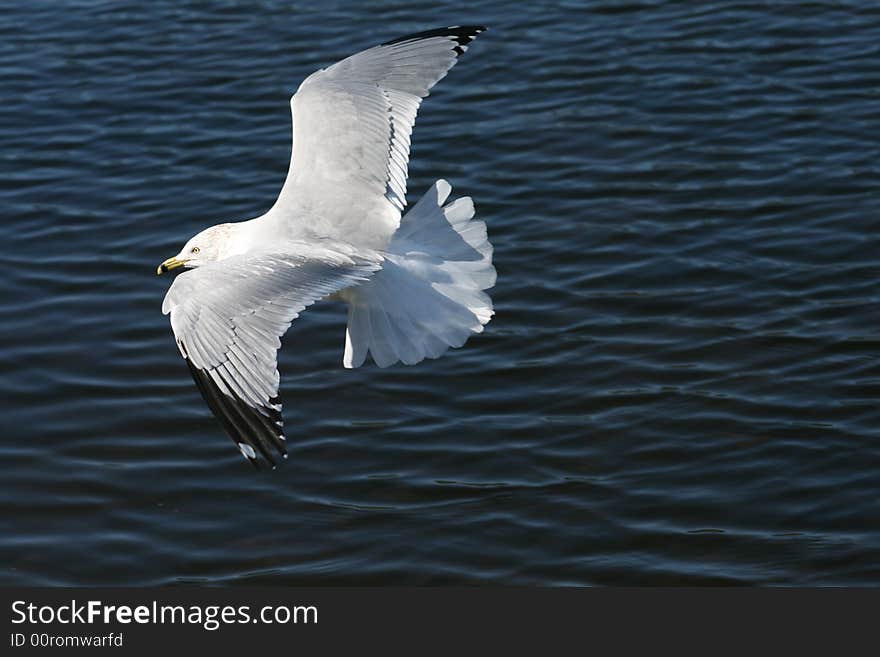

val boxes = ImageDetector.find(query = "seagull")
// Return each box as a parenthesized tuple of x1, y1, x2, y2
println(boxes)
(157, 26, 495, 468)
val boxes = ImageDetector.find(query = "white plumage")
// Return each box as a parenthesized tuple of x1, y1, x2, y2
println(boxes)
(158, 26, 494, 467)
(342, 179, 495, 368)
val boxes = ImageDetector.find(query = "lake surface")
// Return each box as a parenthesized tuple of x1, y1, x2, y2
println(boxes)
(1, 0, 878, 585)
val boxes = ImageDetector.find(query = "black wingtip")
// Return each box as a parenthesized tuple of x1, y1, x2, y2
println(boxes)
(183, 356, 287, 470)
(382, 25, 487, 55)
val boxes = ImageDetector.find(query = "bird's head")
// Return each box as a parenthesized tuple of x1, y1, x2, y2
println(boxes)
(157, 223, 235, 275)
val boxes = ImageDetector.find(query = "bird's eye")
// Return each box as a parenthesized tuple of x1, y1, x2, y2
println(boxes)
(191, 246, 200, 254)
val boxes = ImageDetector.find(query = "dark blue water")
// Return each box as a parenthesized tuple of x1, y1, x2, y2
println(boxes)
(2, 1, 879, 585)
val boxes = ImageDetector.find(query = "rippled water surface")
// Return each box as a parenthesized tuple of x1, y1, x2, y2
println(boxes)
(2, 1, 879, 585)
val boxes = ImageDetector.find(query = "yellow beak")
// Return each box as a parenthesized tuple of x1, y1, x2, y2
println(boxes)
(157, 256, 186, 275)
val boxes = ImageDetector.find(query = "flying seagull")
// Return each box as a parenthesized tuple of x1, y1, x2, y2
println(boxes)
(157, 26, 495, 468)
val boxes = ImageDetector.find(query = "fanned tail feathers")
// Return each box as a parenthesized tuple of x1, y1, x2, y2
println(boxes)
(343, 180, 495, 368)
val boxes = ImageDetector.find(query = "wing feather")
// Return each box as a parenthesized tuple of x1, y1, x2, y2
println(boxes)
(268, 26, 486, 249)
(163, 244, 381, 467)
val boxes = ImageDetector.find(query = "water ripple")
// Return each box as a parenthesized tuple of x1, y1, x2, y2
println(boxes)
(1, 0, 878, 586)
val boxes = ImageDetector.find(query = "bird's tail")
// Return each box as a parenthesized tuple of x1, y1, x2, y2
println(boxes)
(342, 180, 495, 368)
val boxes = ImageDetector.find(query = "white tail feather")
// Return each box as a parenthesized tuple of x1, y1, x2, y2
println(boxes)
(342, 180, 495, 368)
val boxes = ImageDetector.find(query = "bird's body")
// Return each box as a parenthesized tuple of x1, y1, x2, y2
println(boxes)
(158, 26, 495, 467)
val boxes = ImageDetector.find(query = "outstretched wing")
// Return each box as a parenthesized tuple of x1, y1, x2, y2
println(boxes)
(269, 26, 486, 250)
(162, 244, 381, 468)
